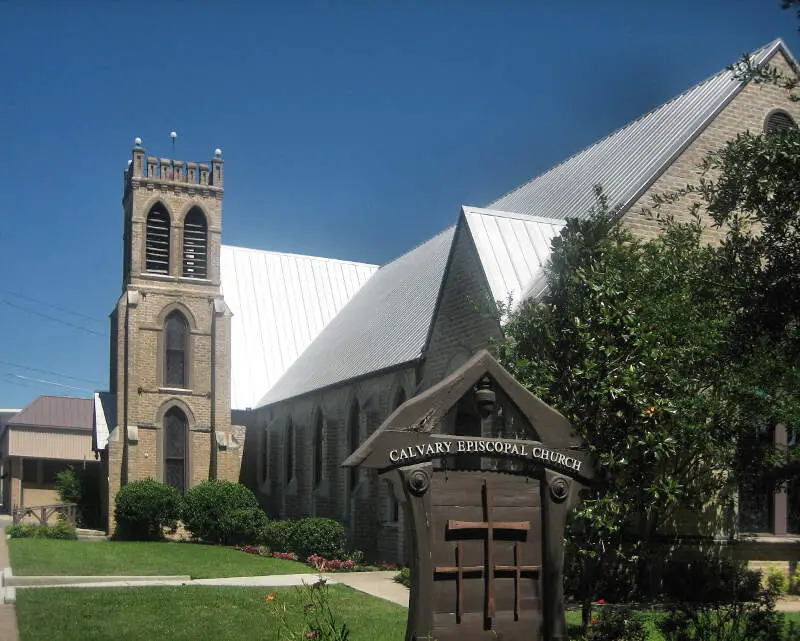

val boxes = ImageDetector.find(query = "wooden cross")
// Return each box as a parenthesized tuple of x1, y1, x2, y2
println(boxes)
(434, 480, 540, 623)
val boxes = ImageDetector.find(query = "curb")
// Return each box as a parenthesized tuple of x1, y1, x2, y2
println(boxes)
(0, 567, 13, 604)
(8, 575, 191, 587)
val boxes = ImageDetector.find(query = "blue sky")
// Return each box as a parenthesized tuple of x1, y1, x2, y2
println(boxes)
(0, 1, 797, 409)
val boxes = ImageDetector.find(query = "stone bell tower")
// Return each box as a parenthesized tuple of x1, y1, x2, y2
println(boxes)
(105, 137, 241, 531)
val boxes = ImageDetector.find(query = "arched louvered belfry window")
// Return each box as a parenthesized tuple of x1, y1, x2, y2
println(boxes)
(164, 407, 188, 492)
(183, 207, 208, 278)
(164, 311, 189, 388)
(765, 110, 797, 133)
(145, 205, 170, 274)
(314, 411, 324, 487)
(348, 400, 360, 493)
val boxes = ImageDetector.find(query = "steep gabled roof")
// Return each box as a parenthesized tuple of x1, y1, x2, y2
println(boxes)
(489, 38, 793, 220)
(258, 227, 455, 407)
(9, 395, 93, 431)
(221, 245, 378, 410)
(462, 206, 565, 306)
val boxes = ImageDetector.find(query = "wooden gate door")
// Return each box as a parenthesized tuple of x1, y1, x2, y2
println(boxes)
(430, 470, 543, 641)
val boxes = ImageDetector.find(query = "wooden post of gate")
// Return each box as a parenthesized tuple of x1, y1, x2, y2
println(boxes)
(344, 350, 595, 641)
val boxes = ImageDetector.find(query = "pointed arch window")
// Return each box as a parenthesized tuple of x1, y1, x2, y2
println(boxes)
(146, 205, 170, 274)
(183, 207, 208, 278)
(164, 407, 188, 492)
(164, 311, 189, 388)
(348, 400, 360, 493)
(260, 424, 269, 484)
(285, 419, 295, 485)
(314, 411, 324, 487)
(387, 388, 407, 522)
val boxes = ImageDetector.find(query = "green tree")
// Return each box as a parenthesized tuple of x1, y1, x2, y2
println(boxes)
(498, 200, 744, 620)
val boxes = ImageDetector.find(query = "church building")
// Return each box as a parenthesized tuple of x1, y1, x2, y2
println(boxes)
(91, 38, 800, 563)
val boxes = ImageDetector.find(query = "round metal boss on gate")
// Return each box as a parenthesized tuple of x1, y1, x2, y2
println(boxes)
(407, 469, 430, 495)
(550, 477, 570, 502)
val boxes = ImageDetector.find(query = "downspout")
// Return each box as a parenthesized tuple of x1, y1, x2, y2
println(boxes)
(210, 297, 218, 479)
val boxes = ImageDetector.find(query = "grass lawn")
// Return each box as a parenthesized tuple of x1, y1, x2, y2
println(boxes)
(13, 583, 800, 641)
(15, 585, 407, 641)
(8, 539, 309, 579)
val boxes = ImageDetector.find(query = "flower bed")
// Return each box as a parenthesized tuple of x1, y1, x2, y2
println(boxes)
(235, 545, 403, 573)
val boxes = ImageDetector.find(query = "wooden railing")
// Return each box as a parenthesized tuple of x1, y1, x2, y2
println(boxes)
(12, 502, 77, 526)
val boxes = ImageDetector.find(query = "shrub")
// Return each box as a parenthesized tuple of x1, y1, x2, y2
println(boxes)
(291, 518, 346, 561)
(182, 480, 267, 545)
(7, 520, 77, 540)
(765, 565, 789, 596)
(587, 605, 647, 641)
(658, 553, 762, 604)
(658, 590, 787, 641)
(789, 567, 800, 595)
(262, 519, 298, 553)
(394, 567, 411, 588)
(113, 479, 182, 541)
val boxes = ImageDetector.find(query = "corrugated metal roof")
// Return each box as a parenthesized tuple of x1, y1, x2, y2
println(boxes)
(221, 245, 378, 410)
(8, 396, 93, 431)
(489, 39, 788, 220)
(258, 227, 456, 407)
(463, 206, 565, 307)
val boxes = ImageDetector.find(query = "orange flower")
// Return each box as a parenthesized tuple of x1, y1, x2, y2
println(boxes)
(266, 593, 276, 602)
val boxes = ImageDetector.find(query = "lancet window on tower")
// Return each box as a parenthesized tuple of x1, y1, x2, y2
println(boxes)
(145, 205, 171, 274)
(164, 311, 189, 388)
(164, 407, 188, 492)
(183, 207, 208, 278)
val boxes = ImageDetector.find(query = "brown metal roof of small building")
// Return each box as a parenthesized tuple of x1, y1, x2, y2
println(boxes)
(8, 395, 94, 431)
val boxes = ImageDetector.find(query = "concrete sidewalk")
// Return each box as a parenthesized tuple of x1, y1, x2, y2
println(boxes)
(9, 572, 336, 590)
(5, 568, 410, 608)
(331, 571, 409, 607)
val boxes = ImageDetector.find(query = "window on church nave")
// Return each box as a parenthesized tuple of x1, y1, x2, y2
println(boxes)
(183, 207, 208, 279)
(164, 311, 189, 388)
(314, 412, 324, 487)
(145, 205, 170, 274)
(285, 419, 295, 485)
(348, 400, 360, 493)
(260, 425, 269, 484)
(164, 407, 187, 493)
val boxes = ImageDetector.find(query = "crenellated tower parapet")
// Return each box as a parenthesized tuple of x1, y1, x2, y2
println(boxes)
(125, 138, 224, 197)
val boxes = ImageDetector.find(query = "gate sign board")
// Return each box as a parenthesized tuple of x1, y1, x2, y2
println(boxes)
(343, 350, 594, 641)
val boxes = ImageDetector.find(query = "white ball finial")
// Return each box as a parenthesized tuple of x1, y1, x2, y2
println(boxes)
(127, 159, 132, 166)
(134, 136, 142, 146)
(170, 131, 177, 140)
(214, 148, 222, 158)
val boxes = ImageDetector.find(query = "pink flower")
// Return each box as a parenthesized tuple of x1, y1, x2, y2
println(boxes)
(305, 633, 317, 639)
(597, 599, 605, 605)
